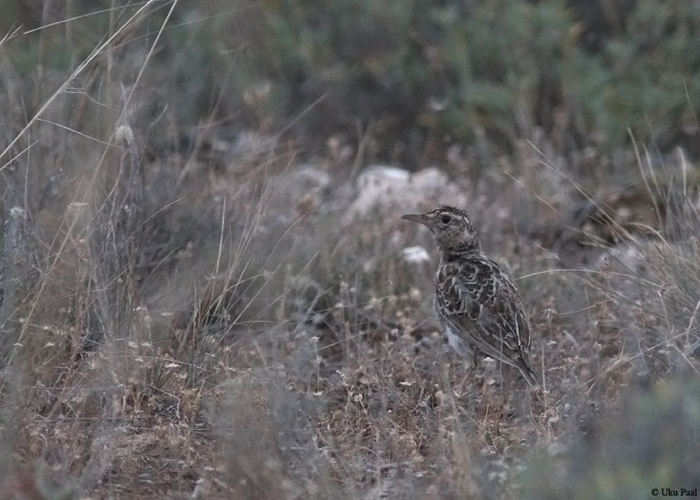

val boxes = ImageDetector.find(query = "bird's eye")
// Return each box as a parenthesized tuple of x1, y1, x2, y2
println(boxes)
(441, 215, 451, 224)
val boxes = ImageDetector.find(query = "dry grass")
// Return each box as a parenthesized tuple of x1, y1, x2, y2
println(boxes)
(0, 2, 699, 499)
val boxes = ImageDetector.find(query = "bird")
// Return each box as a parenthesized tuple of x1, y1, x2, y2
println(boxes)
(401, 205, 540, 389)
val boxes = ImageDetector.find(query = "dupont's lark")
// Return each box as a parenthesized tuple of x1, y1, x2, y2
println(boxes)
(402, 205, 539, 389)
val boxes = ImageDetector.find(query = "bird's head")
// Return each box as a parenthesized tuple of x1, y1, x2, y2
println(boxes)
(402, 205, 480, 254)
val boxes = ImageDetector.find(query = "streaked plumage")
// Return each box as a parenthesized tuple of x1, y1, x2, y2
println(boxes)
(402, 205, 539, 388)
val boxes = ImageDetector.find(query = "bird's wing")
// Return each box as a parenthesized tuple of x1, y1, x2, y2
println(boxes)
(436, 258, 530, 361)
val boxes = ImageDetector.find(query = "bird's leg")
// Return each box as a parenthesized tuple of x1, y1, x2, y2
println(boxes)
(453, 368, 474, 398)
(500, 364, 516, 420)
(501, 363, 511, 406)
(453, 352, 477, 398)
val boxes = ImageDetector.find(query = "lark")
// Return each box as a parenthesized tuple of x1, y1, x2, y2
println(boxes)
(402, 206, 539, 389)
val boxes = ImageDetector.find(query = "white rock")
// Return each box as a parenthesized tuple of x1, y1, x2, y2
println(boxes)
(344, 165, 467, 224)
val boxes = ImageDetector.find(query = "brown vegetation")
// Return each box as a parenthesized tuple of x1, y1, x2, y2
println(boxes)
(0, 1, 699, 498)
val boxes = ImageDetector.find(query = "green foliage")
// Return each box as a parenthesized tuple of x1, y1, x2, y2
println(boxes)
(565, 0, 700, 148)
(0, 1, 122, 76)
(3, 0, 699, 155)
(227, 0, 700, 154)
(432, 0, 573, 141)
(518, 378, 700, 499)
(238, 0, 574, 139)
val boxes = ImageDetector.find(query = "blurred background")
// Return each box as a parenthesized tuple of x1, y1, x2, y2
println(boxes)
(3, 0, 699, 168)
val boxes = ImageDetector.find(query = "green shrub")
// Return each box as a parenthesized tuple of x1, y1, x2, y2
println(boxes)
(564, 0, 700, 150)
(227, 0, 700, 157)
(4, 0, 699, 160)
(519, 377, 700, 499)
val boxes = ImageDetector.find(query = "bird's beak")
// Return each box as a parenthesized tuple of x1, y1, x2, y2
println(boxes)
(401, 213, 429, 226)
